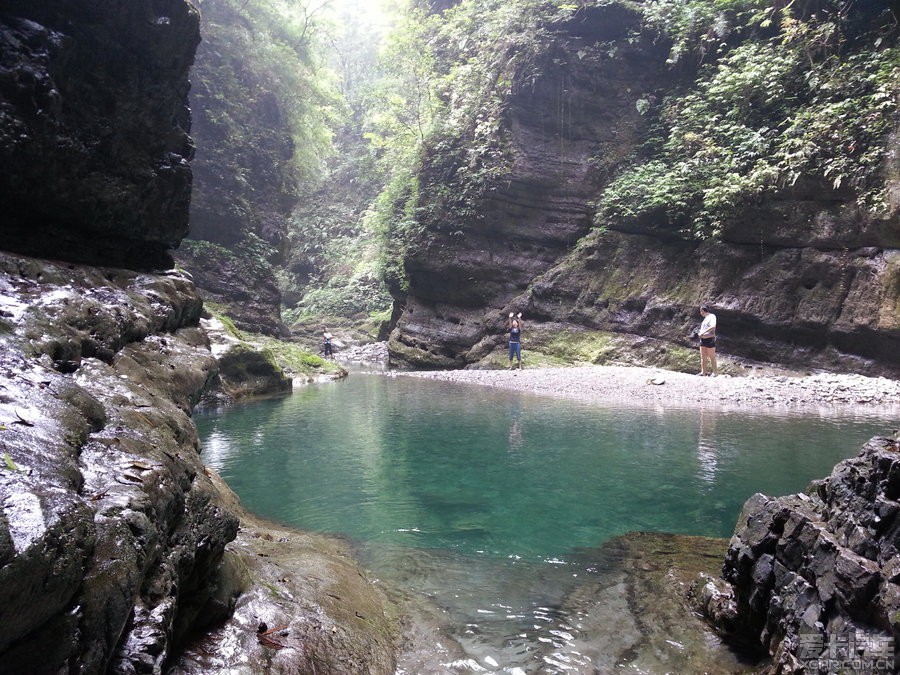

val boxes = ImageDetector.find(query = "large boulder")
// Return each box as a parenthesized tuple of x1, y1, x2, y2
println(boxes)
(695, 437, 900, 673)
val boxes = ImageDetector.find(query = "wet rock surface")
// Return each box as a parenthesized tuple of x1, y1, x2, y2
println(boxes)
(0, 252, 236, 671)
(0, 252, 397, 672)
(175, 244, 288, 338)
(694, 437, 900, 673)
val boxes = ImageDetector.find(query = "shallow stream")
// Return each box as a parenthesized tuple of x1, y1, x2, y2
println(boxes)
(195, 374, 896, 673)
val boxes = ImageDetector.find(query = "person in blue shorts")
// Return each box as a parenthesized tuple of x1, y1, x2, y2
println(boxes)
(507, 312, 523, 369)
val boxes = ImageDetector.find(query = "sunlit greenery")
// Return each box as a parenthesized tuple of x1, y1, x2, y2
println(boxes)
(363, 0, 587, 286)
(194, 0, 898, 330)
(597, 1, 899, 239)
(192, 0, 337, 192)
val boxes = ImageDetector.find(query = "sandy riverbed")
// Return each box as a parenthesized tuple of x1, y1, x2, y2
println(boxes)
(397, 364, 900, 413)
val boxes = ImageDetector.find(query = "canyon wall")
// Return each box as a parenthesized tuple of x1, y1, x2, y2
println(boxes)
(388, 4, 900, 377)
(0, 0, 199, 270)
(0, 2, 395, 670)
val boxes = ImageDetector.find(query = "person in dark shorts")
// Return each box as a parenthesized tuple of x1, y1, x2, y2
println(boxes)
(698, 305, 717, 376)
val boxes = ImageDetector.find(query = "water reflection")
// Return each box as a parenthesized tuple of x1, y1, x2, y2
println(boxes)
(194, 374, 897, 673)
(696, 408, 718, 485)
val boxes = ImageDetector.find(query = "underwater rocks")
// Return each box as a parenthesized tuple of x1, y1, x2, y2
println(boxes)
(694, 436, 900, 673)
(558, 532, 762, 672)
(0, 0, 200, 270)
(172, 473, 397, 675)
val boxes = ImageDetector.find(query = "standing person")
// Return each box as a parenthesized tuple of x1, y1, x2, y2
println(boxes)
(698, 304, 717, 376)
(322, 328, 334, 358)
(507, 312, 523, 369)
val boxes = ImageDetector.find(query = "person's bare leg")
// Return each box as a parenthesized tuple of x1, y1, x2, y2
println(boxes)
(699, 346, 707, 375)
(710, 348, 717, 376)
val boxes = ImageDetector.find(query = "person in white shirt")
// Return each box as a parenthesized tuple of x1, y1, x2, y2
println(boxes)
(698, 304, 717, 376)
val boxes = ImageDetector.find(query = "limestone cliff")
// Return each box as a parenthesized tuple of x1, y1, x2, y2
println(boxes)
(388, 3, 900, 377)
(0, 1, 395, 670)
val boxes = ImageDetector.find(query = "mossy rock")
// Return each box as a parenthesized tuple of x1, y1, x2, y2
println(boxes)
(217, 344, 292, 398)
(252, 334, 346, 378)
(471, 326, 740, 375)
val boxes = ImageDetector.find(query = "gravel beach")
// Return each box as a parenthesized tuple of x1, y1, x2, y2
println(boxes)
(398, 365, 900, 413)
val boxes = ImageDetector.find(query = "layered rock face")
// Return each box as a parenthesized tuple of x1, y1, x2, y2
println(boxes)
(0, 2, 397, 671)
(531, 219, 899, 377)
(177, 241, 287, 336)
(694, 437, 900, 672)
(0, 0, 200, 271)
(389, 6, 900, 377)
(175, 0, 300, 336)
(391, 4, 669, 368)
(0, 253, 238, 672)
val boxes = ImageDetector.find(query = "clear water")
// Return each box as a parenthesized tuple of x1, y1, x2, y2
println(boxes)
(195, 374, 896, 672)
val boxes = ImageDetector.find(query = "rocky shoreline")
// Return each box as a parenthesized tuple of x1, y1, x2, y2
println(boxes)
(398, 364, 900, 412)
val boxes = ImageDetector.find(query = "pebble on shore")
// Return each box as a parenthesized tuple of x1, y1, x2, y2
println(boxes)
(398, 366, 900, 412)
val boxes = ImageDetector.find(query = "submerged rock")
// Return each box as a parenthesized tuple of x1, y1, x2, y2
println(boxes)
(172, 473, 396, 675)
(558, 532, 764, 673)
(696, 436, 900, 673)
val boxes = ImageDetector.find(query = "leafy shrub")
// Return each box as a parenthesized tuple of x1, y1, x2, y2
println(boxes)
(597, 4, 899, 239)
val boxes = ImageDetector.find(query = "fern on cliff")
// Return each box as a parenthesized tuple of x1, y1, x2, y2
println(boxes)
(596, 1, 899, 239)
(366, 0, 585, 284)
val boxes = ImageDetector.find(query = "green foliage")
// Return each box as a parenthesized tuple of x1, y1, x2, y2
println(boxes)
(362, 0, 585, 290)
(252, 335, 343, 375)
(203, 301, 246, 340)
(597, 5, 899, 239)
(642, 0, 779, 65)
(2, 452, 20, 472)
(193, 0, 337, 186)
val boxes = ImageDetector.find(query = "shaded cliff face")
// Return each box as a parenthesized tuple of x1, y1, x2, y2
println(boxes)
(388, 5, 900, 377)
(174, 0, 312, 336)
(0, 0, 200, 270)
(177, 239, 287, 336)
